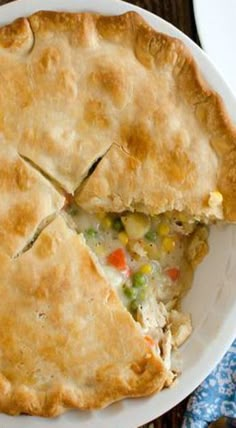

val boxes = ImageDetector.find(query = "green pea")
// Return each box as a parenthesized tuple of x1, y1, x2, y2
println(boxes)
(123, 286, 137, 300)
(145, 230, 157, 242)
(113, 218, 123, 232)
(132, 272, 146, 288)
(85, 228, 97, 239)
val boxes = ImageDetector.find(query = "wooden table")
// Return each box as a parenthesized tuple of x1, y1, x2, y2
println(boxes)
(0, 0, 200, 426)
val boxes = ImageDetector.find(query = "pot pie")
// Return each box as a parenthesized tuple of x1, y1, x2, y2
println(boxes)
(0, 10, 235, 417)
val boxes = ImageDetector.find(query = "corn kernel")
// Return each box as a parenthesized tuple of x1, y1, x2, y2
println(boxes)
(157, 223, 170, 236)
(118, 231, 129, 246)
(140, 264, 153, 275)
(208, 191, 223, 208)
(162, 236, 176, 252)
(102, 216, 112, 229)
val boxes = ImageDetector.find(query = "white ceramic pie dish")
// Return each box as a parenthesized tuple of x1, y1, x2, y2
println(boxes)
(193, 0, 236, 96)
(0, 0, 236, 427)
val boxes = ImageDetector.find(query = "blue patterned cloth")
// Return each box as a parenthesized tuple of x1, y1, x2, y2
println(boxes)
(182, 340, 236, 428)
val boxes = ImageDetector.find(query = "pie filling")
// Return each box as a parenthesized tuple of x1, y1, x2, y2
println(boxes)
(65, 204, 209, 379)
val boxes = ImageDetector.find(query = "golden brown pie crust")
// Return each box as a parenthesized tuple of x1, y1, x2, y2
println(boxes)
(0, 216, 167, 416)
(0, 9, 235, 417)
(0, 145, 64, 257)
(0, 11, 235, 219)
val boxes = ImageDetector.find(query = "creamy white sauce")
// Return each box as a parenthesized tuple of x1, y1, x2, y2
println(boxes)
(65, 206, 202, 360)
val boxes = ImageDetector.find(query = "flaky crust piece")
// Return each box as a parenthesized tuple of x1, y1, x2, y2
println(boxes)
(0, 10, 235, 219)
(0, 145, 64, 257)
(0, 11, 235, 219)
(0, 216, 167, 416)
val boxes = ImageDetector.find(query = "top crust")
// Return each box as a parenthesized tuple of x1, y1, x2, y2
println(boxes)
(0, 145, 64, 257)
(0, 11, 235, 219)
(0, 216, 167, 416)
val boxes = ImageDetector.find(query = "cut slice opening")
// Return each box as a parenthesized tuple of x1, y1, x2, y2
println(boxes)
(11, 175, 209, 386)
(63, 204, 209, 381)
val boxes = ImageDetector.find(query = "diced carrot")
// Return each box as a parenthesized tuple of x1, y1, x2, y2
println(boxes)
(144, 335, 155, 347)
(107, 248, 127, 271)
(165, 267, 180, 281)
